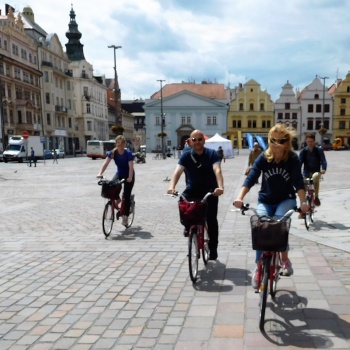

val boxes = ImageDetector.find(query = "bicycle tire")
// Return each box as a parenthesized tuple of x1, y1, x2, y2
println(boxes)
(102, 201, 114, 237)
(188, 231, 199, 283)
(271, 253, 281, 297)
(126, 198, 135, 228)
(304, 197, 311, 230)
(310, 196, 315, 223)
(202, 225, 209, 265)
(259, 259, 270, 331)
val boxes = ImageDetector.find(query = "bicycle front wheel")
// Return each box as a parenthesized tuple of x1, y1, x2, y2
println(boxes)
(102, 201, 114, 237)
(202, 225, 209, 265)
(304, 198, 312, 230)
(188, 231, 199, 283)
(259, 259, 270, 331)
(126, 196, 135, 228)
(271, 253, 281, 297)
(310, 197, 315, 223)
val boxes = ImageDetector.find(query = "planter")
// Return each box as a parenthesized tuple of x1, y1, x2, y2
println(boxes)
(318, 128, 327, 135)
(111, 125, 124, 135)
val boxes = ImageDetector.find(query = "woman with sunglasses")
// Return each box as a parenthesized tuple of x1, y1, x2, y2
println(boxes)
(233, 124, 309, 288)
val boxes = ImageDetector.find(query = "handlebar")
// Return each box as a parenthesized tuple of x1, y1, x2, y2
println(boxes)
(240, 203, 300, 222)
(165, 191, 214, 203)
(97, 176, 125, 186)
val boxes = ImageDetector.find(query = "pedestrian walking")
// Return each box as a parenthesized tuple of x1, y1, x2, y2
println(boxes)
(53, 149, 58, 164)
(29, 147, 36, 167)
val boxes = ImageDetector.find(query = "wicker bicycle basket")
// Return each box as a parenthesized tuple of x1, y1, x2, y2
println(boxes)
(178, 200, 207, 226)
(250, 215, 291, 251)
(100, 181, 121, 200)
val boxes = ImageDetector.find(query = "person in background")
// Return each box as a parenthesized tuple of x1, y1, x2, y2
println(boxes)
(233, 124, 309, 287)
(53, 149, 58, 164)
(299, 132, 327, 207)
(246, 142, 262, 183)
(167, 130, 224, 260)
(96, 135, 135, 227)
(29, 147, 36, 167)
(217, 146, 225, 163)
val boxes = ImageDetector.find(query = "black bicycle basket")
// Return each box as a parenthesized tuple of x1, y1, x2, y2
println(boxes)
(178, 199, 207, 226)
(99, 180, 121, 199)
(250, 215, 291, 251)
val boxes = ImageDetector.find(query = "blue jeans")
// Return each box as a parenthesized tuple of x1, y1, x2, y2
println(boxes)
(255, 198, 296, 263)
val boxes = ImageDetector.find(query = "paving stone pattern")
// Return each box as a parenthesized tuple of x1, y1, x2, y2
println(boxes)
(0, 149, 349, 349)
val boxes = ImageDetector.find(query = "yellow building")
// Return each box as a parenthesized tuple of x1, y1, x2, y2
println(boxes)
(226, 79, 274, 149)
(331, 73, 350, 146)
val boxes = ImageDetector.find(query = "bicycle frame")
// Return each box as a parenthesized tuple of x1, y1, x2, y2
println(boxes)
(304, 178, 316, 230)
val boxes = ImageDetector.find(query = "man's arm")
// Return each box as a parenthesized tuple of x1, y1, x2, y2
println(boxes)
(213, 162, 224, 196)
(167, 164, 184, 194)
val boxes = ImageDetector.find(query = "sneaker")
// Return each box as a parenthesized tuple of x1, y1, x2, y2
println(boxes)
(122, 215, 128, 226)
(314, 197, 321, 206)
(252, 268, 259, 289)
(209, 250, 218, 261)
(282, 259, 294, 276)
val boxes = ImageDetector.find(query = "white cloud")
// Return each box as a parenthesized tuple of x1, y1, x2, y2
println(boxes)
(14, 0, 350, 99)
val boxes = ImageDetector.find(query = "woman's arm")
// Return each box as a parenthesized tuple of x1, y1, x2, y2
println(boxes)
(97, 157, 112, 177)
(127, 160, 134, 182)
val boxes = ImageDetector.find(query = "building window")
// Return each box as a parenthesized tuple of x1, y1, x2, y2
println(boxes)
(186, 116, 191, 124)
(155, 116, 160, 125)
(340, 108, 346, 116)
(239, 103, 243, 111)
(316, 104, 321, 113)
(315, 120, 322, 129)
(213, 116, 217, 125)
(69, 118, 72, 128)
(45, 93, 50, 104)
(87, 121, 92, 131)
(207, 116, 211, 125)
(18, 111, 22, 123)
(248, 120, 256, 128)
(44, 71, 49, 83)
(308, 104, 313, 113)
(307, 120, 313, 130)
(314, 94, 319, 99)
(324, 104, 330, 113)
(341, 98, 346, 104)
(285, 103, 290, 110)
(260, 103, 264, 111)
(292, 112, 297, 119)
(47, 113, 51, 125)
(324, 120, 329, 129)
(285, 113, 290, 119)
(339, 121, 346, 129)
(277, 112, 283, 119)
(250, 103, 254, 111)
(14, 68, 21, 80)
(86, 103, 91, 113)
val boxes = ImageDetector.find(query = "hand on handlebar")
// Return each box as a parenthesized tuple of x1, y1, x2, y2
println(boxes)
(233, 199, 244, 209)
(214, 187, 224, 196)
(96, 175, 103, 179)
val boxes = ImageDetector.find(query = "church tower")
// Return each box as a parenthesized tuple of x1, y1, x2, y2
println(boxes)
(65, 5, 85, 61)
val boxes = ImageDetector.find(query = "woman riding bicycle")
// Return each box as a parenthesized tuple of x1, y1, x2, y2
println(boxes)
(233, 124, 309, 287)
(97, 135, 135, 226)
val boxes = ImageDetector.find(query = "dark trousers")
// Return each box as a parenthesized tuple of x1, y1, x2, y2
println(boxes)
(112, 172, 135, 216)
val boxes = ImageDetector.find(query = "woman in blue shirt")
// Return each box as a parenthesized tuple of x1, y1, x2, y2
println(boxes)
(233, 124, 309, 287)
(97, 135, 135, 226)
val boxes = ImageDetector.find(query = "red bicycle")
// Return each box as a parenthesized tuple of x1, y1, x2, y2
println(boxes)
(241, 204, 297, 331)
(167, 192, 213, 283)
(98, 177, 135, 236)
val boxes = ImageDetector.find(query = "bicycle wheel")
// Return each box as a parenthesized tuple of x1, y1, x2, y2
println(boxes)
(102, 200, 114, 237)
(270, 253, 281, 297)
(202, 225, 209, 265)
(259, 259, 270, 331)
(310, 196, 315, 223)
(304, 198, 311, 230)
(188, 230, 199, 283)
(126, 196, 135, 228)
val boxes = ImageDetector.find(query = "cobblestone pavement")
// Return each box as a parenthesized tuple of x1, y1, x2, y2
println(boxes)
(0, 149, 349, 349)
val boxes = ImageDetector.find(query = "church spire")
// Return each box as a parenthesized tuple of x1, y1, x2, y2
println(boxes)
(65, 5, 85, 61)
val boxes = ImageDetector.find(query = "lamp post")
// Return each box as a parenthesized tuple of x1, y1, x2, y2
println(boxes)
(157, 79, 165, 158)
(108, 45, 122, 126)
(319, 76, 329, 146)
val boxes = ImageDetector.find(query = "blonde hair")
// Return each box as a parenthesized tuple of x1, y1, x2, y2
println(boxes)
(265, 123, 294, 162)
(112, 135, 126, 157)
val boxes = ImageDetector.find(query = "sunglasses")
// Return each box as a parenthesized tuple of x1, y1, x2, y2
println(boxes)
(191, 137, 203, 142)
(270, 137, 288, 145)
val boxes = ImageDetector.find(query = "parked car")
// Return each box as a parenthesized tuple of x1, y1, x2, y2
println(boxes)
(44, 150, 54, 159)
(52, 149, 65, 158)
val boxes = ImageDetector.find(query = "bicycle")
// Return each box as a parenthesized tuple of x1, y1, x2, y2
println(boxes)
(167, 192, 213, 283)
(97, 177, 135, 237)
(303, 172, 318, 230)
(241, 204, 298, 331)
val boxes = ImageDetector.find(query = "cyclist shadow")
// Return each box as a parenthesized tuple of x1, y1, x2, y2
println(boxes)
(263, 290, 350, 347)
(107, 226, 153, 241)
(312, 219, 350, 231)
(193, 262, 249, 292)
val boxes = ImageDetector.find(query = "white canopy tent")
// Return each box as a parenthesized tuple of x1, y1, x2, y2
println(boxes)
(205, 133, 234, 158)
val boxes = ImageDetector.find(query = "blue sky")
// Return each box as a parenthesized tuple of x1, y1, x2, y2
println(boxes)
(19, 0, 350, 100)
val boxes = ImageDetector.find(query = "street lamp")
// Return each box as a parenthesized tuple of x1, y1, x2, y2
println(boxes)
(319, 76, 329, 145)
(108, 45, 122, 126)
(157, 79, 166, 158)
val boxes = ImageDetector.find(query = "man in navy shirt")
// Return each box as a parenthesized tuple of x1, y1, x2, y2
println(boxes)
(167, 130, 224, 260)
(299, 132, 327, 206)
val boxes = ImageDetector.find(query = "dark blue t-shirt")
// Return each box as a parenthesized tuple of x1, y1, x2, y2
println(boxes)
(244, 151, 305, 205)
(107, 149, 134, 179)
(179, 147, 220, 197)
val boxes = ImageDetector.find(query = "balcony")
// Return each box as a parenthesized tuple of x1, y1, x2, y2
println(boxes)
(42, 61, 53, 67)
(55, 105, 68, 113)
(81, 73, 89, 79)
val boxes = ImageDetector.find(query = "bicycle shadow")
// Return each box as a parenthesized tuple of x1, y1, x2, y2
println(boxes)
(193, 262, 249, 292)
(107, 226, 153, 241)
(262, 290, 350, 347)
(312, 219, 350, 231)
